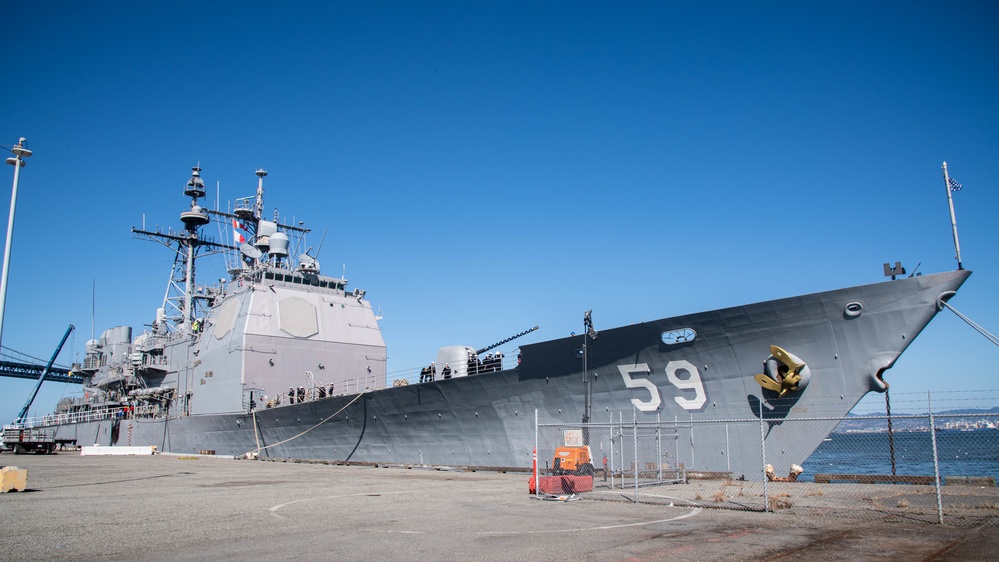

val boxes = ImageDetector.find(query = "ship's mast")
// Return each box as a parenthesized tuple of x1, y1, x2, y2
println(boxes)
(132, 167, 311, 332)
(254, 169, 266, 220)
(177, 166, 210, 327)
(133, 166, 228, 332)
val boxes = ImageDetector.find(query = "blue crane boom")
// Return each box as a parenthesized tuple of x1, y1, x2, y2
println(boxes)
(14, 324, 74, 425)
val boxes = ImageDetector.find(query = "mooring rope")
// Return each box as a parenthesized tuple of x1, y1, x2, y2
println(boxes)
(252, 404, 261, 452)
(939, 300, 999, 347)
(246, 390, 368, 458)
(881, 298, 996, 475)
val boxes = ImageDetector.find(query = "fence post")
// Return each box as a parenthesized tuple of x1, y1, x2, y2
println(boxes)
(657, 412, 663, 482)
(725, 422, 731, 473)
(928, 392, 943, 524)
(620, 411, 625, 491)
(690, 413, 695, 469)
(674, 415, 680, 478)
(608, 411, 615, 489)
(760, 398, 769, 512)
(534, 409, 539, 499)
(633, 409, 639, 503)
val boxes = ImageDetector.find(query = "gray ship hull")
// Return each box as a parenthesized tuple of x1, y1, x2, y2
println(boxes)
(54, 269, 970, 478)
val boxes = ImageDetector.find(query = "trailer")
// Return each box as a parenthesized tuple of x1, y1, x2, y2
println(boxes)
(2, 425, 57, 454)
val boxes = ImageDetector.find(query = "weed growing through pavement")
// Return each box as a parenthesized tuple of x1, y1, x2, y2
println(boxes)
(768, 493, 792, 510)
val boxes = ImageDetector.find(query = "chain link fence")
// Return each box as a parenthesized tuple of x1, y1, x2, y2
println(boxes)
(534, 391, 999, 527)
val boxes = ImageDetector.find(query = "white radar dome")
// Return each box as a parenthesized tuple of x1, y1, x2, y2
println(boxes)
(270, 232, 290, 257)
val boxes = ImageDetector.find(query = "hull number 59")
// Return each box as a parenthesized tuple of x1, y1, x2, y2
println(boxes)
(617, 361, 707, 412)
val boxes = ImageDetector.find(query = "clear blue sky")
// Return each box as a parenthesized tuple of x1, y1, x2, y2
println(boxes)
(1, 1, 997, 422)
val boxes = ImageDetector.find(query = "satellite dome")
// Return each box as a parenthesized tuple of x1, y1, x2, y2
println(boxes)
(270, 232, 290, 257)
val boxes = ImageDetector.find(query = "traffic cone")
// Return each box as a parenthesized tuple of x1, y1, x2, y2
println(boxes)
(528, 447, 537, 494)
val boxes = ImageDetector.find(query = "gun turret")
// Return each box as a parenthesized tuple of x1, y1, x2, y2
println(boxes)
(475, 326, 539, 355)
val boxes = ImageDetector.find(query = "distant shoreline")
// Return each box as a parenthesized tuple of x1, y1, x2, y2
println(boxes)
(834, 427, 999, 434)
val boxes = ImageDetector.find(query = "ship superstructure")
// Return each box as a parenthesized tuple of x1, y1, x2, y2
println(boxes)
(71, 167, 385, 422)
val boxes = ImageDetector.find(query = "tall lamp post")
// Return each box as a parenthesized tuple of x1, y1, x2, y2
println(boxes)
(0, 137, 32, 352)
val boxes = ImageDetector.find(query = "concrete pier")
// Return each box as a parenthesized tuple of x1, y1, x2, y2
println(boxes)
(1, 453, 995, 561)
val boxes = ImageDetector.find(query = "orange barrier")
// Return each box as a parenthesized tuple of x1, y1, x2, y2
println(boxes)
(529, 475, 593, 494)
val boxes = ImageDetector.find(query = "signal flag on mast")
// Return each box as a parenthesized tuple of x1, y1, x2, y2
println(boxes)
(233, 218, 247, 244)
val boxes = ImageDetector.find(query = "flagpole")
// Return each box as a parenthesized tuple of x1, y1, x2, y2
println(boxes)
(941, 161, 963, 270)
(0, 138, 32, 354)
(582, 310, 597, 446)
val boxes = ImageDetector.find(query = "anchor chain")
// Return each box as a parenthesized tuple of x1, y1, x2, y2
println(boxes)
(885, 387, 897, 476)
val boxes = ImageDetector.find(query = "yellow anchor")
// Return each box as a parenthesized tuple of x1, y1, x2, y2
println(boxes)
(754, 345, 805, 398)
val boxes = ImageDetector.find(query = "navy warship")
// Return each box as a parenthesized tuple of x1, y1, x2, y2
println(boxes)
(23, 165, 968, 477)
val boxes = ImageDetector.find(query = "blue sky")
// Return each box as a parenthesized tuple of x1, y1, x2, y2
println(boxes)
(1, 1, 997, 422)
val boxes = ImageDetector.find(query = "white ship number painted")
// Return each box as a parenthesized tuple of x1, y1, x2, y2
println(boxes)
(617, 360, 707, 412)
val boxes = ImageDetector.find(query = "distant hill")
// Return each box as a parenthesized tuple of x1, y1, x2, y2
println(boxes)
(832, 407, 999, 433)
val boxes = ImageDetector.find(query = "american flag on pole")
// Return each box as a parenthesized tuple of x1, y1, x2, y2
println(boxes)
(232, 218, 247, 244)
(948, 177, 963, 192)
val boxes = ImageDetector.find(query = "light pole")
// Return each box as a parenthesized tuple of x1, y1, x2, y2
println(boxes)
(0, 137, 32, 352)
